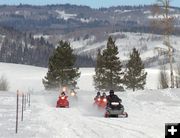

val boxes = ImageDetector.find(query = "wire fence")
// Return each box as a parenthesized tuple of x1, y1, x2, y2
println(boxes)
(15, 90, 31, 134)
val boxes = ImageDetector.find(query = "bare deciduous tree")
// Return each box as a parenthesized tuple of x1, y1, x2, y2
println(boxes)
(151, 0, 175, 88)
(175, 64, 180, 88)
(159, 65, 169, 89)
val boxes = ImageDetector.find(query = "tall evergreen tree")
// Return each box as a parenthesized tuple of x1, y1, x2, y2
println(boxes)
(94, 36, 124, 91)
(42, 40, 80, 90)
(93, 49, 105, 91)
(124, 48, 147, 91)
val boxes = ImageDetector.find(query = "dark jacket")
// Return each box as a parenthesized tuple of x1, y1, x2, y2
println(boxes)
(106, 94, 122, 108)
(107, 94, 121, 102)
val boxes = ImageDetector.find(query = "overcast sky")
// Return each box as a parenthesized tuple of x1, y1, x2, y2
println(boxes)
(0, 0, 179, 8)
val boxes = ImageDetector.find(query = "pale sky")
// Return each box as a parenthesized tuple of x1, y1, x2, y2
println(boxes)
(0, 0, 179, 8)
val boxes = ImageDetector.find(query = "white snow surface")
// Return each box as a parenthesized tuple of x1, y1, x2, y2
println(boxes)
(0, 63, 180, 138)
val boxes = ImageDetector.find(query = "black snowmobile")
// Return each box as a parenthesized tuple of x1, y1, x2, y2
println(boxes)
(104, 91, 128, 118)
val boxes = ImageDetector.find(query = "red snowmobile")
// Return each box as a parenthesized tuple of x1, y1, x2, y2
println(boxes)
(94, 96, 101, 106)
(98, 97, 107, 108)
(94, 96, 107, 108)
(56, 95, 69, 108)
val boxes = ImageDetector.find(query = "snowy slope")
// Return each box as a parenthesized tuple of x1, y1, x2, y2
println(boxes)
(0, 63, 47, 92)
(0, 63, 180, 138)
(70, 32, 180, 64)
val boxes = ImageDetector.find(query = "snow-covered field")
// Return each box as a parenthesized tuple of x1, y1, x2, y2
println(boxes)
(0, 63, 47, 92)
(0, 63, 180, 138)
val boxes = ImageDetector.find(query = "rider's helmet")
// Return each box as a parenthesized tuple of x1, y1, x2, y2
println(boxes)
(61, 91, 65, 96)
(102, 92, 106, 97)
(109, 90, 114, 96)
(97, 91, 100, 96)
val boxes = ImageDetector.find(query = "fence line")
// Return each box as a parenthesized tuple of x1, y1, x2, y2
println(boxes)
(15, 90, 19, 133)
(15, 90, 31, 134)
(21, 94, 24, 121)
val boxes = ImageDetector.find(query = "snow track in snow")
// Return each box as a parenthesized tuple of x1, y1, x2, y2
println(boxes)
(1, 89, 180, 138)
(0, 65, 180, 138)
(12, 88, 179, 138)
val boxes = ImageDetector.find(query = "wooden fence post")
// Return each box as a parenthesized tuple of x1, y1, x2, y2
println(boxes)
(21, 93, 24, 121)
(15, 90, 19, 133)
(27, 93, 28, 103)
(28, 93, 30, 107)
(24, 94, 26, 111)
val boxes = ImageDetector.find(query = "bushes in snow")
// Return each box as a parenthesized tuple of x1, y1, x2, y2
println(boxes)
(158, 66, 169, 89)
(175, 64, 180, 88)
(0, 75, 9, 91)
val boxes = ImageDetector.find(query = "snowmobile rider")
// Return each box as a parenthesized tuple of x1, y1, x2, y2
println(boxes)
(57, 91, 67, 103)
(107, 90, 123, 108)
(94, 91, 101, 100)
(101, 92, 107, 99)
(59, 91, 68, 100)
(61, 91, 66, 96)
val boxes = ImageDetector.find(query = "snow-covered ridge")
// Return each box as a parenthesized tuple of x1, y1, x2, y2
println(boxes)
(148, 14, 180, 19)
(80, 17, 95, 23)
(55, 10, 77, 20)
(55, 10, 95, 23)
(34, 34, 50, 39)
(143, 10, 151, 14)
(68, 32, 180, 63)
(70, 35, 96, 49)
(114, 9, 134, 13)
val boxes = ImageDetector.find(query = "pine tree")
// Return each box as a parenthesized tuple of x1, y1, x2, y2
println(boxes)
(93, 49, 105, 90)
(94, 36, 124, 91)
(124, 48, 147, 91)
(42, 40, 80, 90)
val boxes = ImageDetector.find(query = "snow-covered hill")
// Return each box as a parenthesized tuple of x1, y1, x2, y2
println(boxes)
(0, 63, 180, 138)
(0, 5, 180, 35)
(0, 63, 47, 92)
(0, 4, 180, 68)
(70, 32, 180, 66)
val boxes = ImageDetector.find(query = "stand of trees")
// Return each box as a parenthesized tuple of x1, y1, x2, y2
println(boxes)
(0, 29, 95, 67)
(94, 36, 147, 92)
(0, 35, 54, 67)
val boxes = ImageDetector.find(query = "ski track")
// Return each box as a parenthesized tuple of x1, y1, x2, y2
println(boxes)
(1, 89, 180, 138)
(1, 63, 180, 138)
(30, 92, 154, 138)
(93, 119, 152, 138)
(29, 92, 151, 138)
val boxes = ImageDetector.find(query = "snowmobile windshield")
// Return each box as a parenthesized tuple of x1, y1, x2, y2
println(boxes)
(111, 102, 119, 105)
